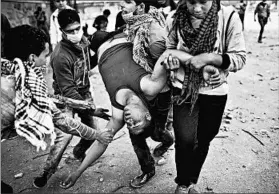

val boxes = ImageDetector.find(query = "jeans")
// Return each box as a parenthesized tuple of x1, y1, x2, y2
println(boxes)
(173, 94, 227, 186)
(129, 90, 174, 173)
(42, 92, 98, 176)
(258, 16, 268, 41)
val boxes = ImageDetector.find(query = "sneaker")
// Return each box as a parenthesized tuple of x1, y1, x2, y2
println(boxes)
(258, 39, 263, 43)
(72, 146, 86, 162)
(174, 184, 199, 194)
(130, 170, 155, 188)
(33, 171, 49, 188)
(153, 143, 170, 157)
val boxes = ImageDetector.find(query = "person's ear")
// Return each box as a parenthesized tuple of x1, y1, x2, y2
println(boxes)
(145, 112, 152, 121)
(137, 3, 145, 14)
(28, 54, 36, 63)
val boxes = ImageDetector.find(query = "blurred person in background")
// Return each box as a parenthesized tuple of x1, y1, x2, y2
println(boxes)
(234, 0, 247, 30)
(254, 0, 271, 43)
(103, 9, 111, 18)
(34, 7, 50, 39)
(157, 0, 177, 18)
(93, 15, 108, 32)
(115, 10, 126, 30)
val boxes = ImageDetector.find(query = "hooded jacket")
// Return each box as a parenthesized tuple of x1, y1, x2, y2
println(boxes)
(50, 36, 91, 100)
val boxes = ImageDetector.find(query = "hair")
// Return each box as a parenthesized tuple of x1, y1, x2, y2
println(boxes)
(58, 9, 80, 30)
(177, 0, 221, 11)
(5, 25, 48, 61)
(37, 6, 42, 12)
(124, 102, 151, 130)
(166, 0, 177, 11)
(133, 0, 160, 13)
(103, 9, 111, 17)
(93, 15, 108, 30)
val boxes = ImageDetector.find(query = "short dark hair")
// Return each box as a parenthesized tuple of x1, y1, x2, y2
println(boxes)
(93, 15, 108, 30)
(58, 9, 80, 30)
(5, 25, 48, 61)
(103, 9, 111, 17)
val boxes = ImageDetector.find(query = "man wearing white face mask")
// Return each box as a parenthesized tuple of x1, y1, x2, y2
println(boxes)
(33, 9, 99, 188)
(49, 0, 73, 50)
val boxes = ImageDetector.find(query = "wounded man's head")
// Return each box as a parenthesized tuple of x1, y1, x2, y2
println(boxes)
(124, 102, 152, 135)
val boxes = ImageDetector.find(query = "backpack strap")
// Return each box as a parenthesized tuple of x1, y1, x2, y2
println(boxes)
(225, 10, 235, 43)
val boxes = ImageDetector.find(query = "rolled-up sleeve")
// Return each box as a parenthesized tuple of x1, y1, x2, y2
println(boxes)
(225, 12, 246, 72)
(165, 11, 178, 49)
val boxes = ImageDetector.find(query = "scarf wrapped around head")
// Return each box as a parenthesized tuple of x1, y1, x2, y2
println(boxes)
(171, 0, 219, 113)
(123, 6, 166, 73)
(14, 58, 56, 151)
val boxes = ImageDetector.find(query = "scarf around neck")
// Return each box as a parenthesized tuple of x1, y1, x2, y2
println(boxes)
(124, 6, 166, 73)
(14, 58, 56, 151)
(171, 0, 219, 113)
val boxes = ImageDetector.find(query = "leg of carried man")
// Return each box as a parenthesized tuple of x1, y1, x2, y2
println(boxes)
(73, 92, 98, 161)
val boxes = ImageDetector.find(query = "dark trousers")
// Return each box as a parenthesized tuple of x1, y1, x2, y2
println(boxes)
(129, 90, 174, 173)
(258, 16, 268, 41)
(173, 94, 227, 186)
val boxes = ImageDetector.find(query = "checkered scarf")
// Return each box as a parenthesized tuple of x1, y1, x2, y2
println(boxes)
(14, 58, 56, 151)
(171, 0, 219, 113)
(124, 6, 166, 73)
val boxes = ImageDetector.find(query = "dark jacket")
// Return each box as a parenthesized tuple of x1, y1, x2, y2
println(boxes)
(50, 36, 91, 100)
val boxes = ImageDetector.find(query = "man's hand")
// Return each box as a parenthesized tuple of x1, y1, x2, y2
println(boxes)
(202, 65, 222, 88)
(60, 172, 80, 189)
(93, 108, 111, 120)
(162, 54, 180, 81)
(162, 54, 180, 71)
(95, 128, 113, 145)
(185, 53, 210, 71)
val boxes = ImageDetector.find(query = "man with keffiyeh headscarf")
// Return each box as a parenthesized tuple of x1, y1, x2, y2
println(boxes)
(162, 0, 246, 193)
(32, 9, 103, 188)
(1, 24, 113, 192)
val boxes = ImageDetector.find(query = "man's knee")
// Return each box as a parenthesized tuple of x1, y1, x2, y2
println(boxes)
(175, 134, 196, 150)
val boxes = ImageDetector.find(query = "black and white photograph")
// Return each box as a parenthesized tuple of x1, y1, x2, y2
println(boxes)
(1, 0, 278, 193)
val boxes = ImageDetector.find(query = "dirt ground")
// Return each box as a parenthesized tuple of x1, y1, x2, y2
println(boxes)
(1, 12, 279, 193)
